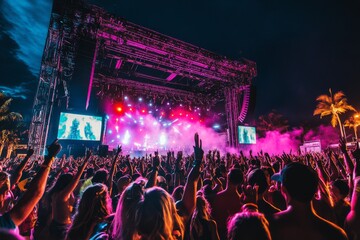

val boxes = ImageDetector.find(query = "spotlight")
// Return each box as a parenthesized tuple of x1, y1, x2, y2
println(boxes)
(124, 96, 128, 100)
(139, 97, 143, 102)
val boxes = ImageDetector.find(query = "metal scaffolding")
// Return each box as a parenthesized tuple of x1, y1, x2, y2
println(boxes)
(29, 0, 257, 153)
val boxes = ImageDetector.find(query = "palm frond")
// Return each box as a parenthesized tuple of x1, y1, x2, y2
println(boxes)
(320, 111, 332, 118)
(0, 99, 11, 114)
(316, 95, 332, 104)
(333, 91, 345, 103)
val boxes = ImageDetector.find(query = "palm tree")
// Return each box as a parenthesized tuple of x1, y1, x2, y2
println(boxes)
(313, 89, 356, 138)
(0, 130, 10, 157)
(344, 113, 360, 140)
(0, 92, 23, 158)
(0, 92, 23, 131)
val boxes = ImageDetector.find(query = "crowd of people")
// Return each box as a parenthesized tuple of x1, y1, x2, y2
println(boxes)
(0, 133, 359, 240)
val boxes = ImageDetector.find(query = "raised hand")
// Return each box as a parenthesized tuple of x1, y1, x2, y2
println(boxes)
(46, 139, 61, 157)
(176, 151, 183, 161)
(153, 152, 160, 168)
(193, 133, 204, 167)
(116, 145, 122, 155)
(85, 149, 92, 159)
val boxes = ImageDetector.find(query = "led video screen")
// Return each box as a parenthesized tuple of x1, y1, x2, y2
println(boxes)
(57, 112, 103, 141)
(238, 126, 256, 144)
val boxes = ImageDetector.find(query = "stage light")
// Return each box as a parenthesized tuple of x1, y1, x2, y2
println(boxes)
(117, 134, 120, 139)
(139, 97, 143, 102)
(149, 103, 153, 106)
(141, 109, 146, 113)
(117, 107, 122, 112)
(160, 133, 166, 145)
(124, 96, 128, 100)
(213, 124, 220, 129)
(122, 130, 130, 144)
(108, 130, 113, 134)
(167, 102, 170, 105)
(106, 115, 110, 120)
(115, 126, 119, 132)
(127, 104, 132, 107)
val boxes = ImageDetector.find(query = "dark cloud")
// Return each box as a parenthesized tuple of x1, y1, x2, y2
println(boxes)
(1, 0, 51, 75)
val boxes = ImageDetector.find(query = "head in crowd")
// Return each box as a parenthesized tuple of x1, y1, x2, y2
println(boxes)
(116, 174, 132, 195)
(136, 187, 184, 240)
(172, 186, 184, 203)
(228, 168, 244, 186)
(190, 193, 212, 239)
(272, 162, 319, 203)
(112, 178, 146, 240)
(86, 168, 94, 179)
(261, 166, 275, 186)
(48, 173, 73, 199)
(247, 168, 268, 195)
(227, 211, 271, 240)
(92, 169, 109, 184)
(0, 172, 10, 197)
(330, 179, 350, 204)
(157, 176, 168, 191)
(67, 183, 112, 240)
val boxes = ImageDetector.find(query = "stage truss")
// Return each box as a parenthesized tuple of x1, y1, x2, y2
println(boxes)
(28, 0, 257, 154)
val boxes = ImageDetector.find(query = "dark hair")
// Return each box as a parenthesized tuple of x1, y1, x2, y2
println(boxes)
(332, 179, 349, 197)
(48, 173, 73, 198)
(227, 211, 271, 240)
(92, 169, 108, 184)
(67, 184, 111, 240)
(282, 162, 318, 203)
(228, 168, 244, 185)
(247, 168, 268, 195)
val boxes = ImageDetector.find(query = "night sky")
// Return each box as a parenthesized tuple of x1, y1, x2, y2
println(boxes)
(1, 0, 360, 127)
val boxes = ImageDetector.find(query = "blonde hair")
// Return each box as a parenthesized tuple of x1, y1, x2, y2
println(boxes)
(190, 194, 212, 239)
(136, 187, 184, 240)
(112, 178, 146, 240)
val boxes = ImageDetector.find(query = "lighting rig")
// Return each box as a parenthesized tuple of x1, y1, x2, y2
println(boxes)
(28, 0, 257, 155)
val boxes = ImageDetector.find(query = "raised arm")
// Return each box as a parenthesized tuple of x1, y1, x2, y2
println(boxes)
(9, 139, 61, 226)
(181, 133, 203, 216)
(10, 148, 34, 188)
(108, 145, 121, 196)
(340, 138, 354, 176)
(145, 151, 160, 188)
(57, 150, 91, 201)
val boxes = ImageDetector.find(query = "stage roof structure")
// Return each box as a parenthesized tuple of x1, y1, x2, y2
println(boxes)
(28, 0, 257, 154)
